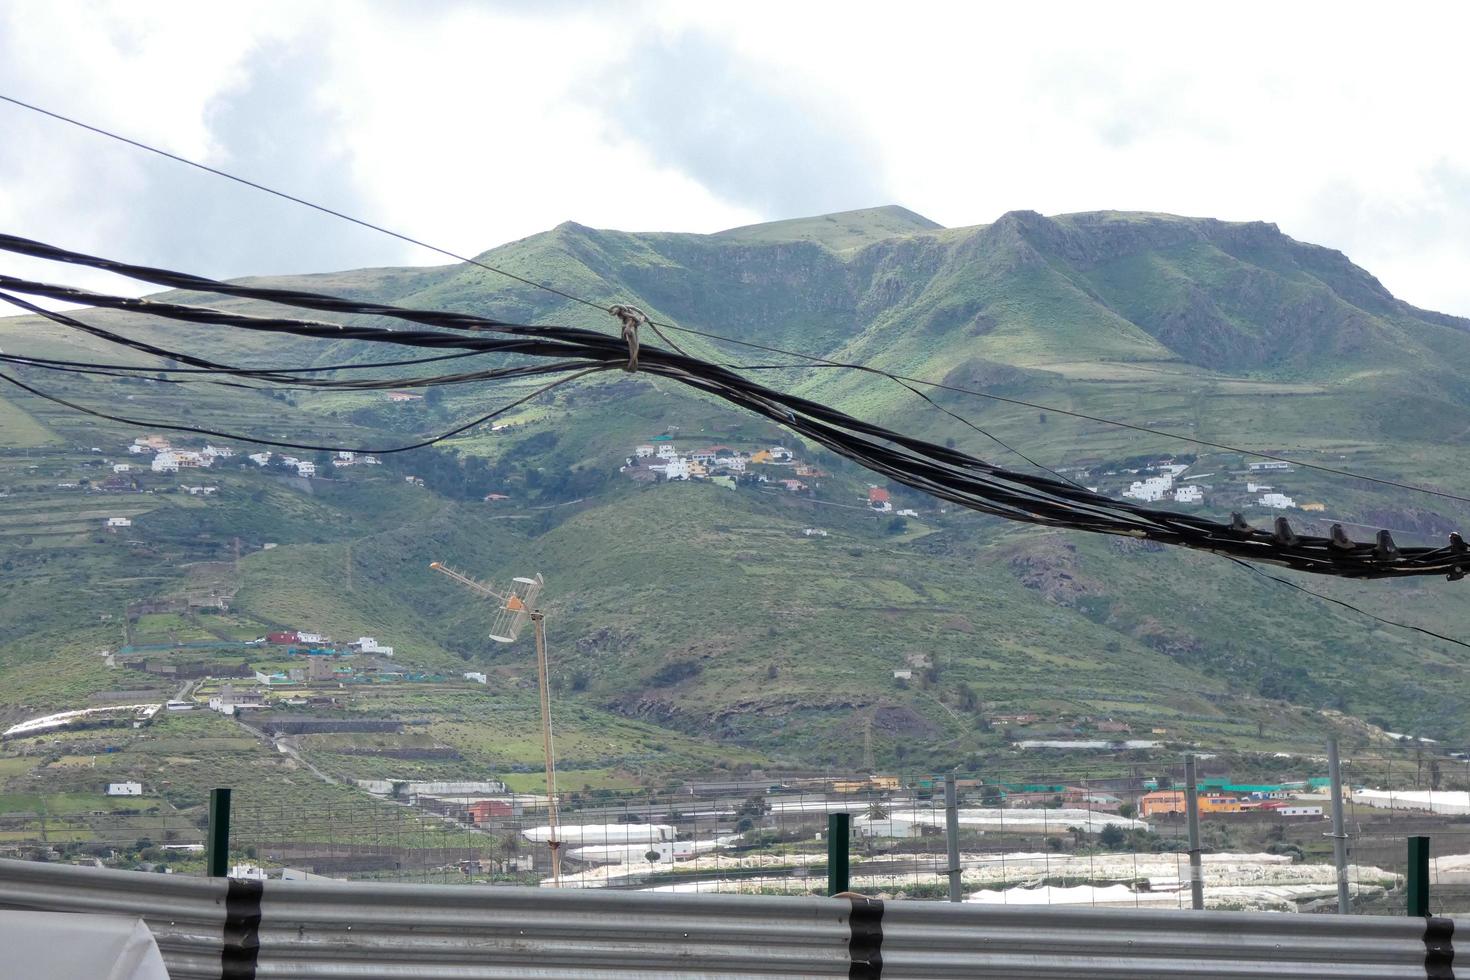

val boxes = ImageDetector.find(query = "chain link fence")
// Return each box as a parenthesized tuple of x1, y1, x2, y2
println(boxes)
(11, 759, 1470, 913)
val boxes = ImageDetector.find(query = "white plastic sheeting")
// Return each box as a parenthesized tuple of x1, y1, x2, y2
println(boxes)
(0, 911, 169, 980)
(1352, 788, 1470, 815)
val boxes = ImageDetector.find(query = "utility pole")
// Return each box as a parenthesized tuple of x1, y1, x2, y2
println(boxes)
(862, 715, 874, 774)
(944, 774, 962, 902)
(1328, 738, 1351, 913)
(345, 542, 353, 592)
(1185, 754, 1203, 910)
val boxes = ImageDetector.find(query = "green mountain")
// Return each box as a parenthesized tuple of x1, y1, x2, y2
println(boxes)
(3, 207, 1470, 796)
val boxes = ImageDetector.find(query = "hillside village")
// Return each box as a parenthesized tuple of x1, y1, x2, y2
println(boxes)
(1088, 457, 1321, 514)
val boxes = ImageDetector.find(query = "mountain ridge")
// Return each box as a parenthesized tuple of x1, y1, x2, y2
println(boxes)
(3, 205, 1470, 781)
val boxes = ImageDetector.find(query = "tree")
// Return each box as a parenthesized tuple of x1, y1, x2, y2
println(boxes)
(1099, 824, 1126, 849)
(884, 516, 908, 535)
(955, 683, 978, 712)
(1116, 802, 1137, 820)
(865, 800, 889, 822)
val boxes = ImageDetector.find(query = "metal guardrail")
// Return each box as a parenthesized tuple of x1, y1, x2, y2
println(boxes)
(0, 858, 1458, 979)
(878, 901, 1453, 979)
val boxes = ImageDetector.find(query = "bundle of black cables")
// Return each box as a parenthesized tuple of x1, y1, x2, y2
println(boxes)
(0, 231, 1464, 581)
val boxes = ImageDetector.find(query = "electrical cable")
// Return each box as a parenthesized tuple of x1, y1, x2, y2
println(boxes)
(0, 93, 610, 316)
(656, 329, 1470, 507)
(0, 246, 1463, 582)
(3, 93, 1462, 507)
(0, 364, 607, 455)
(1222, 556, 1470, 652)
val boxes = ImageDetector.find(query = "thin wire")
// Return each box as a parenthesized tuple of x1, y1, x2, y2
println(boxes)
(0, 93, 611, 315)
(0, 365, 607, 455)
(1223, 555, 1470, 651)
(6, 90, 1464, 506)
(0, 347, 494, 375)
(663, 330, 1470, 507)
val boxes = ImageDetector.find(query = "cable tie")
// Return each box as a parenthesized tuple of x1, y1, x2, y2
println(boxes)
(609, 304, 647, 372)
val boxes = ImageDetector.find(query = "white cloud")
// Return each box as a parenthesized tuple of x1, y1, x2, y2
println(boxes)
(2, 0, 1469, 314)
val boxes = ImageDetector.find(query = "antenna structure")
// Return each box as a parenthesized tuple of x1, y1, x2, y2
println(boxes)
(429, 562, 560, 885)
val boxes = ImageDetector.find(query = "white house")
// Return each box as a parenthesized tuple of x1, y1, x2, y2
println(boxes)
(356, 637, 395, 656)
(464, 672, 487, 684)
(1259, 493, 1296, 509)
(690, 449, 717, 464)
(105, 517, 132, 528)
(202, 445, 235, 459)
(106, 782, 143, 796)
(803, 528, 828, 537)
(769, 446, 794, 462)
(634, 444, 655, 458)
(248, 452, 272, 466)
(663, 458, 692, 480)
(715, 455, 746, 473)
(1122, 474, 1173, 502)
(893, 669, 913, 680)
(655, 444, 678, 460)
(294, 461, 316, 477)
(298, 631, 324, 644)
(897, 508, 919, 517)
(1173, 485, 1203, 504)
(1246, 482, 1272, 493)
(182, 486, 218, 496)
(1249, 460, 1292, 473)
(127, 444, 145, 455)
(112, 463, 131, 473)
(151, 452, 179, 473)
(337, 451, 355, 461)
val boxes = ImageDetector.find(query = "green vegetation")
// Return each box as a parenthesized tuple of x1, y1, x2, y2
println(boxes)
(4, 205, 1470, 819)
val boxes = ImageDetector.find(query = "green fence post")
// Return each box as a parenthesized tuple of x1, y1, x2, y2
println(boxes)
(206, 787, 232, 878)
(1407, 836, 1430, 916)
(827, 813, 850, 895)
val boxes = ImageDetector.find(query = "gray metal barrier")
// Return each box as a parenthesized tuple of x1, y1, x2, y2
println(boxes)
(0, 858, 1456, 979)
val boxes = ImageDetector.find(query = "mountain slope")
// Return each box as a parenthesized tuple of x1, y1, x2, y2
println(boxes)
(3, 207, 1470, 777)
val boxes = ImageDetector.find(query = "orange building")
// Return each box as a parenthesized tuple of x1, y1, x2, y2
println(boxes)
(1139, 790, 1186, 817)
(1196, 795, 1244, 814)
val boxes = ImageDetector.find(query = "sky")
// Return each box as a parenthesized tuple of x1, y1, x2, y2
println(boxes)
(3, 1, 1470, 314)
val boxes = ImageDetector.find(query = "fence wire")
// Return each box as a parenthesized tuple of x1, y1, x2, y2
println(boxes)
(8, 760, 1468, 914)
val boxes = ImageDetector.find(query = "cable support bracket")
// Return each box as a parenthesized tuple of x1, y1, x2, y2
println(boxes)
(609, 304, 648, 372)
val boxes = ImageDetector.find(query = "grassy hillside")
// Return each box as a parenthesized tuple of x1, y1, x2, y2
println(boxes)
(3, 206, 1470, 794)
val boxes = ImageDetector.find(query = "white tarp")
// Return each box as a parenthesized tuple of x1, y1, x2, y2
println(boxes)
(0, 911, 168, 980)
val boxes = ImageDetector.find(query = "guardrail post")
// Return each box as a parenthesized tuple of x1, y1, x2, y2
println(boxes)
(1408, 836, 1430, 916)
(827, 813, 850, 895)
(944, 775, 962, 902)
(206, 787, 231, 878)
(1184, 755, 1203, 910)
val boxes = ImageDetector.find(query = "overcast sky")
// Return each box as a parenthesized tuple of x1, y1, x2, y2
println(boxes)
(3, 1, 1470, 315)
